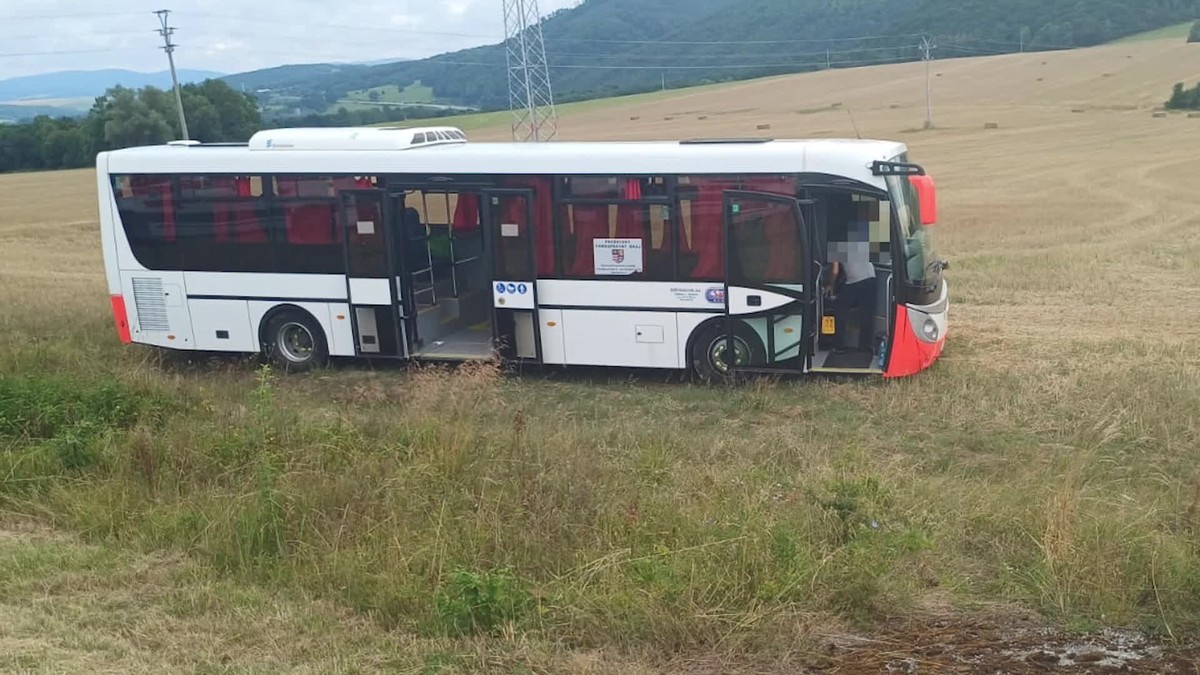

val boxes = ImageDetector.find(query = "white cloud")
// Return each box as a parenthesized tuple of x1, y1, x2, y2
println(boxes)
(0, 0, 580, 79)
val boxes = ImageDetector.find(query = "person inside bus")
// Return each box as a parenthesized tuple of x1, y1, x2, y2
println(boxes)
(825, 210, 876, 353)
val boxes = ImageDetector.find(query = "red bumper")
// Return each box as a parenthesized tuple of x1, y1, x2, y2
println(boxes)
(884, 306, 945, 378)
(110, 295, 132, 344)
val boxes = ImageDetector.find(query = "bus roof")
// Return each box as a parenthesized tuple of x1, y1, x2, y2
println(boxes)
(101, 126, 908, 183)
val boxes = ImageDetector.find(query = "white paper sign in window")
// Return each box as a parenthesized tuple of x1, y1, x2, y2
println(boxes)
(501, 223, 520, 238)
(593, 238, 643, 275)
(356, 220, 376, 235)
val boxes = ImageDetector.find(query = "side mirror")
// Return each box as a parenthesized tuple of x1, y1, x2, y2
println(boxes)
(909, 175, 938, 226)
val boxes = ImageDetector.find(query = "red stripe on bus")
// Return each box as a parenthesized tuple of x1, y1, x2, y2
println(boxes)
(110, 295, 132, 344)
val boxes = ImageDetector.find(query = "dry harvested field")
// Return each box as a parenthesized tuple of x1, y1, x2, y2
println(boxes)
(2, 38, 1200, 673)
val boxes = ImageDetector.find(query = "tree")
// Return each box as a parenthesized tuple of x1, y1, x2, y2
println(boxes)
(1166, 82, 1200, 110)
(0, 79, 265, 174)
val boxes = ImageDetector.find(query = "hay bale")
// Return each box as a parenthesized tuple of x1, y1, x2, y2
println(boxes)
(830, 102, 843, 109)
(1071, 109, 1085, 113)
(1152, 112, 1168, 118)
(698, 116, 708, 120)
(664, 116, 674, 121)
(984, 122, 1000, 129)
(1189, 113, 1200, 119)
(889, 104, 902, 109)
(756, 123, 771, 130)
(629, 116, 640, 121)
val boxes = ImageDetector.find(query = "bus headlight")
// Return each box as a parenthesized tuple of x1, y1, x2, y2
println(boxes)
(922, 318, 939, 341)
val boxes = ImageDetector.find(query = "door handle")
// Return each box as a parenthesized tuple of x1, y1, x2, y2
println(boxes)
(747, 295, 762, 307)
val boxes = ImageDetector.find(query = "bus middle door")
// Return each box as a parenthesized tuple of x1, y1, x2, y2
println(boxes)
(482, 189, 541, 362)
(341, 189, 408, 358)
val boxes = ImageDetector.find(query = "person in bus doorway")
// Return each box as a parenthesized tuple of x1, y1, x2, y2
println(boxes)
(826, 216, 876, 353)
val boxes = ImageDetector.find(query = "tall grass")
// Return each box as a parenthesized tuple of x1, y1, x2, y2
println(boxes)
(3, 340, 1198, 652)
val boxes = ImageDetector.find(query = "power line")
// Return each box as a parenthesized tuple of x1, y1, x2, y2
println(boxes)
(542, 33, 928, 45)
(155, 9, 189, 141)
(182, 12, 503, 40)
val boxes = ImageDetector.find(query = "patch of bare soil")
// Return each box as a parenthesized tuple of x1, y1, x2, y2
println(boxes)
(807, 612, 1200, 674)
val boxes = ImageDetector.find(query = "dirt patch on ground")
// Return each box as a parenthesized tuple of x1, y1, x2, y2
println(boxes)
(805, 612, 1200, 674)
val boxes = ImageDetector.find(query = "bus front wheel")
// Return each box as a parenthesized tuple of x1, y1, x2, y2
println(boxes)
(690, 321, 762, 383)
(263, 311, 329, 373)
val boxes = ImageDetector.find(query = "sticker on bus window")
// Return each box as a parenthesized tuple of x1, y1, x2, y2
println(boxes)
(593, 238, 643, 275)
(356, 220, 376, 235)
(501, 223, 519, 237)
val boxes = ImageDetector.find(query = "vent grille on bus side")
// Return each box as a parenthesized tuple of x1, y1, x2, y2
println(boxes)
(131, 277, 170, 332)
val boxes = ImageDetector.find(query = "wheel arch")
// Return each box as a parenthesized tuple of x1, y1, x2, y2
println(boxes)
(257, 303, 327, 352)
(684, 316, 766, 366)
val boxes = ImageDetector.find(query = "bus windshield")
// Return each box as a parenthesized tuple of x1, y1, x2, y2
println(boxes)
(886, 172, 939, 292)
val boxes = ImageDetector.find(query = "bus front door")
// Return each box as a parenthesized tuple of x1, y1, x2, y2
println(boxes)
(341, 189, 407, 358)
(482, 189, 541, 362)
(721, 191, 812, 373)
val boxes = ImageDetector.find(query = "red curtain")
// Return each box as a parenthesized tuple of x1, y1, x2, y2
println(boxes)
(686, 178, 736, 279)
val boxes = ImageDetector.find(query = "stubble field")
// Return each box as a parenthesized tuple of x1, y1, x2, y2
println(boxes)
(2, 38, 1200, 673)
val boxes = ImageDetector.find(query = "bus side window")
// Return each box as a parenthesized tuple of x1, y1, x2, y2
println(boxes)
(273, 175, 345, 275)
(176, 175, 274, 273)
(112, 174, 180, 271)
(559, 176, 671, 280)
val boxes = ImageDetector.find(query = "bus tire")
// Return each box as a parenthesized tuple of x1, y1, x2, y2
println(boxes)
(690, 320, 762, 383)
(263, 310, 329, 373)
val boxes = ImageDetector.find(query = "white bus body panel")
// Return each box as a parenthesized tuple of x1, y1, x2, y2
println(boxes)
(539, 309, 566, 365)
(348, 278, 391, 306)
(726, 287, 798, 315)
(327, 304, 356, 357)
(536, 280, 727, 312)
(96, 153, 123, 297)
(121, 272, 195, 348)
(561, 310, 681, 369)
(189, 299, 256, 352)
(183, 272, 346, 301)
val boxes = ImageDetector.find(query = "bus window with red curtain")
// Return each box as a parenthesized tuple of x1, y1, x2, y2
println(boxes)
(683, 177, 736, 280)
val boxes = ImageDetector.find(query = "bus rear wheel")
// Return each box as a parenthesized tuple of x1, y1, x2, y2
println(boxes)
(690, 321, 761, 383)
(264, 311, 329, 373)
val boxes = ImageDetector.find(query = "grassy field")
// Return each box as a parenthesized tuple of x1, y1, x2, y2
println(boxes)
(3, 37, 1200, 673)
(332, 82, 442, 113)
(1113, 22, 1194, 44)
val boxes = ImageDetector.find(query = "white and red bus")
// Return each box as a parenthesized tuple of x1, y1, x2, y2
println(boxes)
(96, 125, 948, 380)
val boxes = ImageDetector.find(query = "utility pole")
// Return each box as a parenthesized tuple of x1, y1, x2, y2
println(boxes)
(155, 9, 189, 141)
(920, 35, 936, 129)
(502, 0, 557, 142)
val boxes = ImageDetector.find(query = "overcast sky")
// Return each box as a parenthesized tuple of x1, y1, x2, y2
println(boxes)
(0, 0, 582, 80)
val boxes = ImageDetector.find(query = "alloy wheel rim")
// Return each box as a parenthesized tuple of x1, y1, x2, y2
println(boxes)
(278, 322, 315, 362)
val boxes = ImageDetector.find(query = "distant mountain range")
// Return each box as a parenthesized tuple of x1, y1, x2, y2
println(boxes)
(3, 0, 1197, 124)
(0, 68, 225, 108)
(221, 0, 1200, 118)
